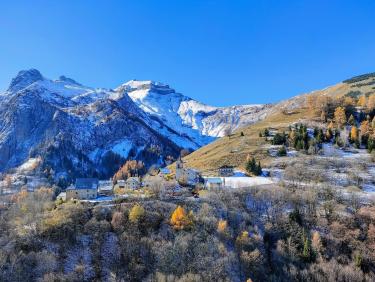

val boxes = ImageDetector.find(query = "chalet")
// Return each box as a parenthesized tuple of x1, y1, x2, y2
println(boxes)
(66, 178, 98, 200)
(126, 177, 141, 190)
(218, 165, 234, 177)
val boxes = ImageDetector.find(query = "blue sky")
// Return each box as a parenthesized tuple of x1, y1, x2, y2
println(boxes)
(0, 1, 374, 106)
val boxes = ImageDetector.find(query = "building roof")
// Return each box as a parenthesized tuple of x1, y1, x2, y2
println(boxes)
(218, 165, 234, 169)
(160, 167, 171, 174)
(206, 177, 223, 184)
(73, 178, 99, 190)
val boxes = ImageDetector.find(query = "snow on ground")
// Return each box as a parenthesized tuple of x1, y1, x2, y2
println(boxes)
(233, 171, 247, 177)
(224, 176, 274, 188)
(363, 184, 375, 193)
(322, 143, 370, 159)
(111, 139, 133, 158)
(17, 157, 40, 173)
(81, 196, 114, 203)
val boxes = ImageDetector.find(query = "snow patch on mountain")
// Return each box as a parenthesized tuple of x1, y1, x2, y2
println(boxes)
(126, 80, 271, 140)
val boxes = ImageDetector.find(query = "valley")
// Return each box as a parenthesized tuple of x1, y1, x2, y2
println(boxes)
(0, 71, 375, 282)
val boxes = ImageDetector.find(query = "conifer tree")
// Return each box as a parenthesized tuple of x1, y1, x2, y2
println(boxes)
(357, 95, 367, 107)
(334, 106, 346, 128)
(350, 126, 358, 142)
(348, 114, 355, 126)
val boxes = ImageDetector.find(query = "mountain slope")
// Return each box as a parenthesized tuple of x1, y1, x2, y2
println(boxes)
(0, 70, 181, 178)
(180, 74, 375, 174)
(0, 69, 271, 178)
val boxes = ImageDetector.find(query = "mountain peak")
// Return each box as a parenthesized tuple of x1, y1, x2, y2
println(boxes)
(7, 68, 44, 93)
(116, 80, 175, 94)
(57, 75, 82, 86)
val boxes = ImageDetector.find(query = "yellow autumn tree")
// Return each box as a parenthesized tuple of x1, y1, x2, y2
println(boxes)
(328, 121, 334, 129)
(360, 120, 370, 136)
(368, 95, 375, 111)
(350, 126, 358, 142)
(128, 204, 145, 223)
(334, 106, 346, 128)
(311, 231, 322, 253)
(357, 95, 367, 107)
(170, 206, 193, 230)
(217, 219, 228, 233)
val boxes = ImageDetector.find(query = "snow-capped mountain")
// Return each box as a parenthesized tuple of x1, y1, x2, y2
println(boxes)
(0, 69, 271, 178)
(121, 80, 271, 141)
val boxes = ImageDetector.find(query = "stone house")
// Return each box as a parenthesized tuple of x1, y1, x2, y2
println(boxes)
(66, 178, 99, 200)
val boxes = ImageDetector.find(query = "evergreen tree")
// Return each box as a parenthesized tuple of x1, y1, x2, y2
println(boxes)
(302, 235, 312, 262)
(368, 137, 375, 153)
(348, 114, 356, 126)
(245, 157, 262, 175)
(277, 146, 287, 156)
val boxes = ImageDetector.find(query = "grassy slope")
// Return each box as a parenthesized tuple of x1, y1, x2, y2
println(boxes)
(177, 78, 375, 175)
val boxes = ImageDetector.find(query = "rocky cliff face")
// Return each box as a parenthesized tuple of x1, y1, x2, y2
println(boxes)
(0, 69, 271, 179)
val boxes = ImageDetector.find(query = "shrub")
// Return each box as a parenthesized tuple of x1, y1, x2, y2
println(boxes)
(272, 133, 287, 145)
(129, 204, 145, 223)
(277, 146, 287, 156)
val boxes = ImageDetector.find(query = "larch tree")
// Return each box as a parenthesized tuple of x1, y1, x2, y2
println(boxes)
(334, 107, 346, 128)
(350, 126, 359, 143)
(357, 95, 367, 107)
(368, 95, 375, 111)
(170, 205, 193, 230)
(360, 120, 370, 136)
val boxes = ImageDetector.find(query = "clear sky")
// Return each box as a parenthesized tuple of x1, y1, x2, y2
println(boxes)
(0, 0, 374, 106)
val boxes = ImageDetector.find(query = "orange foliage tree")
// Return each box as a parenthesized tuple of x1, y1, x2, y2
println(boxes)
(350, 126, 359, 142)
(360, 120, 370, 136)
(357, 95, 367, 107)
(170, 205, 193, 230)
(334, 106, 346, 128)
(113, 160, 145, 183)
(368, 95, 375, 111)
(217, 219, 228, 234)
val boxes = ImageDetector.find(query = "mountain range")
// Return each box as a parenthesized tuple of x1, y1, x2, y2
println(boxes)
(0, 69, 270, 179)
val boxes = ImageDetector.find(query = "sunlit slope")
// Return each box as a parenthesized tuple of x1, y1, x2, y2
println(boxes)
(180, 75, 375, 174)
